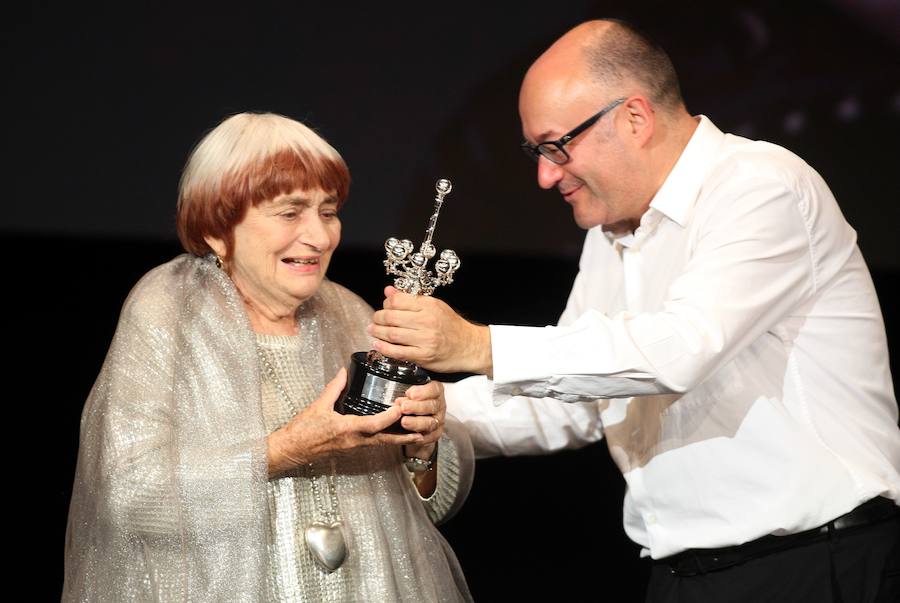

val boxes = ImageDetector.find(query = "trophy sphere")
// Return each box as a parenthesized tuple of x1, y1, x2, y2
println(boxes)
(436, 179, 452, 196)
(440, 249, 460, 270)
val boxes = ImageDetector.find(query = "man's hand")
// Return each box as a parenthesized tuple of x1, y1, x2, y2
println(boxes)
(368, 286, 493, 375)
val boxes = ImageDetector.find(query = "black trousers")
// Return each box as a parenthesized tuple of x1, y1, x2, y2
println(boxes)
(646, 513, 900, 603)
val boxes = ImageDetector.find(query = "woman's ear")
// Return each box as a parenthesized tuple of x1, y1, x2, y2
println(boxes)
(204, 235, 227, 259)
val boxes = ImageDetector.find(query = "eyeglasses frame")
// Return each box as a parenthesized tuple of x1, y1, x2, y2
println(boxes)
(521, 97, 627, 165)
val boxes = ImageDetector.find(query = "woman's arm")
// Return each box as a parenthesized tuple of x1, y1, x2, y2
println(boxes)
(396, 381, 475, 522)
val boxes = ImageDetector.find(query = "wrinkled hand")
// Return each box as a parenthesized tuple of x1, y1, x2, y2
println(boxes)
(368, 286, 492, 375)
(398, 380, 446, 458)
(398, 380, 446, 497)
(267, 368, 423, 476)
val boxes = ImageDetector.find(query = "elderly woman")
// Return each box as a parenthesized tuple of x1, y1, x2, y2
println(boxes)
(63, 112, 474, 601)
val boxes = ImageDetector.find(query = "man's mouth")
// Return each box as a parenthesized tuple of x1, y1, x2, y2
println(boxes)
(560, 183, 582, 200)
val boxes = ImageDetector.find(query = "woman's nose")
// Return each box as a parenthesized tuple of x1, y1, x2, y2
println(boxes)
(297, 216, 332, 250)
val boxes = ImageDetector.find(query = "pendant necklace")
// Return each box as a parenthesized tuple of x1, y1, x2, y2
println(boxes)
(257, 345, 347, 573)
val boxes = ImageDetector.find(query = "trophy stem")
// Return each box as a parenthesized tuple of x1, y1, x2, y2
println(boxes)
(421, 182, 450, 253)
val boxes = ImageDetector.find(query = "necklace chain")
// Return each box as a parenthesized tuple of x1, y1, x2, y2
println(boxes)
(257, 345, 340, 522)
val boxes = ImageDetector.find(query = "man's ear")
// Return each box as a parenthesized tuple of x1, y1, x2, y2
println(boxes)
(621, 95, 655, 148)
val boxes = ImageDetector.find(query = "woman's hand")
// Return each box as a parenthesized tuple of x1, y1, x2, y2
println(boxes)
(397, 380, 445, 498)
(398, 379, 445, 455)
(266, 368, 423, 476)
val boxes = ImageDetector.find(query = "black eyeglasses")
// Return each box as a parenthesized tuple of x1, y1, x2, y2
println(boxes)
(520, 97, 626, 165)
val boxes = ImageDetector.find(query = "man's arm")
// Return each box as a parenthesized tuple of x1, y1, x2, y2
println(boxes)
(370, 176, 820, 403)
(443, 375, 605, 458)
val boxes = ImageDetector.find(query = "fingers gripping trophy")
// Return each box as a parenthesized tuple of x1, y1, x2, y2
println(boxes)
(334, 179, 461, 433)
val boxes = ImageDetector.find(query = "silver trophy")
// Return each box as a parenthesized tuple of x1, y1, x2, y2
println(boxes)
(335, 179, 461, 433)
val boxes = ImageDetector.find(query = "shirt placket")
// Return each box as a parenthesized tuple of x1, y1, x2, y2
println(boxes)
(619, 211, 663, 313)
(617, 210, 666, 551)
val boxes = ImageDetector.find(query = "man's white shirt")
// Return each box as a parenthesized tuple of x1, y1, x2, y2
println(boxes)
(445, 116, 900, 558)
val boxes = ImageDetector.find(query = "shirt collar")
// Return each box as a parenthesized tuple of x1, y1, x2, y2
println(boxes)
(600, 115, 725, 245)
(647, 115, 725, 227)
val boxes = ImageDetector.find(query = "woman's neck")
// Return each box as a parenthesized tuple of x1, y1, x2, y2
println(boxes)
(240, 295, 299, 336)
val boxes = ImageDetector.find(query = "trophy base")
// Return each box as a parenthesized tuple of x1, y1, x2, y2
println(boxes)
(335, 351, 430, 434)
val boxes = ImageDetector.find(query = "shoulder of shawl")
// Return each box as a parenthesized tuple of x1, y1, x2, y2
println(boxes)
(315, 279, 374, 316)
(119, 254, 234, 322)
(307, 279, 373, 353)
(118, 255, 191, 320)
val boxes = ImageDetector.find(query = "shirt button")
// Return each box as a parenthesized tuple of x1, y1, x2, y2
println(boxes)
(646, 514, 657, 525)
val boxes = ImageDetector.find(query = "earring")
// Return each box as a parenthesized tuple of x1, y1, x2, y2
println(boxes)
(214, 254, 223, 269)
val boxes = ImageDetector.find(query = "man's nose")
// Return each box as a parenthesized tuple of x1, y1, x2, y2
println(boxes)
(536, 156, 565, 190)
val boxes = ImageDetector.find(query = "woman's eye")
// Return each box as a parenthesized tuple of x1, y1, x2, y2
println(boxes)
(280, 211, 297, 220)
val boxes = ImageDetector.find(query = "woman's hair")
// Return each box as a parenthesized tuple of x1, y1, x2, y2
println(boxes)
(176, 112, 350, 258)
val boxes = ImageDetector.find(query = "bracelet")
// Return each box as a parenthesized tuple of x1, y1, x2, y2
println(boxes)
(403, 443, 438, 473)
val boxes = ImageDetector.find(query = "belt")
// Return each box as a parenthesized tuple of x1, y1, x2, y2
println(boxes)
(657, 497, 899, 577)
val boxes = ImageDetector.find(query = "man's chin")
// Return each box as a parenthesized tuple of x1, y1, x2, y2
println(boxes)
(572, 208, 606, 230)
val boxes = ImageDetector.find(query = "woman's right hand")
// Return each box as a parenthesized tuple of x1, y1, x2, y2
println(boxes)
(266, 368, 423, 476)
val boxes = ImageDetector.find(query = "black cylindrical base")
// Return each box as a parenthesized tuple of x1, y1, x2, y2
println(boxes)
(334, 351, 430, 434)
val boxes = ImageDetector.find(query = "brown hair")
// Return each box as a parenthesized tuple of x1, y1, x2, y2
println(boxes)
(175, 112, 350, 259)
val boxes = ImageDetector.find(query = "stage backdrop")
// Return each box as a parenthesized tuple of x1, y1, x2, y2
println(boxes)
(4, 2, 898, 601)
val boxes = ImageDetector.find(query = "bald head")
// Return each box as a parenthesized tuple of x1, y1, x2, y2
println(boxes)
(525, 20, 684, 115)
(519, 20, 697, 232)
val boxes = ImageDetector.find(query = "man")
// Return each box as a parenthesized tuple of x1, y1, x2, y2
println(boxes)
(369, 19, 900, 603)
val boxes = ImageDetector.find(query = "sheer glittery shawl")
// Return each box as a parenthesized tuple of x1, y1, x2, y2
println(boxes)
(63, 254, 473, 602)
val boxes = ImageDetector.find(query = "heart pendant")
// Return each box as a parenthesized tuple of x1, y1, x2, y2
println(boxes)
(305, 520, 347, 572)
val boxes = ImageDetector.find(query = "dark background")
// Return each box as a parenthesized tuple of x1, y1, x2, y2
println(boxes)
(4, 1, 899, 601)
